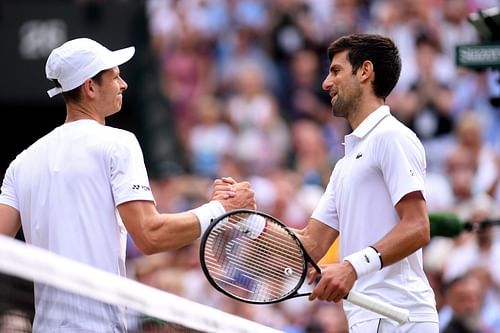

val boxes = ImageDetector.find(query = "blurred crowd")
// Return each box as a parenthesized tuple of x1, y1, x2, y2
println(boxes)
(0, 0, 493, 332)
(120, 0, 500, 332)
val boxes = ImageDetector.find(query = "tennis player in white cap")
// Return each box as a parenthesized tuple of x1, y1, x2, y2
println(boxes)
(0, 38, 255, 332)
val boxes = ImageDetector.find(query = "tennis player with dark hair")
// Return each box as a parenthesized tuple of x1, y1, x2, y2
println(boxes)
(0, 38, 255, 332)
(296, 33, 439, 332)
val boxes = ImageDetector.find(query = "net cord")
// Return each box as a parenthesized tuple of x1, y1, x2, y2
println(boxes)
(0, 235, 283, 333)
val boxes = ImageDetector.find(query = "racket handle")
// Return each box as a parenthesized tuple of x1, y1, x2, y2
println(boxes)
(346, 291, 410, 324)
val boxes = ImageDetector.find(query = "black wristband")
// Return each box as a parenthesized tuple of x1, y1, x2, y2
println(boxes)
(369, 245, 384, 268)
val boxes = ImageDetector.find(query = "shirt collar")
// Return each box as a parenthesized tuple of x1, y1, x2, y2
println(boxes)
(350, 105, 391, 139)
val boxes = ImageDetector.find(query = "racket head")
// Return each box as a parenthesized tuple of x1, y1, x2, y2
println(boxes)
(199, 209, 311, 304)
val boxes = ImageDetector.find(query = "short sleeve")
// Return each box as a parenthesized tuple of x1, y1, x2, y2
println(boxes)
(375, 131, 426, 206)
(311, 171, 339, 231)
(0, 159, 20, 210)
(109, 132, 155, 206)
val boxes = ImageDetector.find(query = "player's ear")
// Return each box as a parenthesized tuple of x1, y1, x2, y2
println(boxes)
(358, 60, 373, 83)
(82, 79, 97, 98)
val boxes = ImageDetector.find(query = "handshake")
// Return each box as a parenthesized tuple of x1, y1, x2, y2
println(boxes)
(210, 176, 257, 213)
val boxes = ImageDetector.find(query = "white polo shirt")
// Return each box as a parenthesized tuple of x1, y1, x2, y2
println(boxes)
(0, 119, 155, 332)
(312, 106, 438, 325)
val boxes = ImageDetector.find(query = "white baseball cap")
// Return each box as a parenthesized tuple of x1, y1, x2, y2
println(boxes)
(45, 38, 135, 98)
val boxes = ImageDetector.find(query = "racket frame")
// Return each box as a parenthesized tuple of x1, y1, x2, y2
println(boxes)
(199, 209, 320, 304)
(200, 209, 410, 324)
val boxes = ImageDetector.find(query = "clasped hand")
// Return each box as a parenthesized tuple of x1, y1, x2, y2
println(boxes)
(211, 177, 256, 211)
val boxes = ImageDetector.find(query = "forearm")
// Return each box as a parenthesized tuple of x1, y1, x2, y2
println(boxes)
(122, 178, 256, 255)
(294, 219, 339, 263)
(119, 201, 205, 255)
(135, 211, 202, 255)
(372, 215, 430, 268)
(369, 191, 431, 267)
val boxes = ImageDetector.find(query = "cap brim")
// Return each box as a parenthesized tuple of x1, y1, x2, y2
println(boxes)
(108, 46, 135, 68)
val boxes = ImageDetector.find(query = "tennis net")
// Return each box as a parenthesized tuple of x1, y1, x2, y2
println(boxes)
(0, 235, 283, 333)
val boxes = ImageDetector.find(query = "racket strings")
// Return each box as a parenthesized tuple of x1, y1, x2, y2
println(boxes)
(208, 215, 304, 262)
(205, 240, 300, 300)
(203, 213, 306, 302)
(228, 214, 304, 257)
(219, 214, 305, 267)
(208, 225, 303, 275)
(216, 242, 299, 289)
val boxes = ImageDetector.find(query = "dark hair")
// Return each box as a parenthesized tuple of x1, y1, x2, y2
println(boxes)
(327, 33, 401, 99)
(55, 70, 106, 103)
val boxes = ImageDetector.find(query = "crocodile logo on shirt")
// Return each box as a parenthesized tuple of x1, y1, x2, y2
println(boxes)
(356, 152, 363, 159)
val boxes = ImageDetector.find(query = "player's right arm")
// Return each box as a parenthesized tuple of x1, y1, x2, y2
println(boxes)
(118, 179, 256, 255)
(0, 204, 21, 237)
(294, 218, 339, 263)
(294, 219, 357, 303)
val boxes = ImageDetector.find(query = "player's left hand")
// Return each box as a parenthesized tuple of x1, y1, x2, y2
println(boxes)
(308, 261, 356, 303)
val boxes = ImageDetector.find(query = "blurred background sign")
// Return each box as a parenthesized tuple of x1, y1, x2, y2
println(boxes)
(456, 43, 500, 69)
(0, 0, 142, 104)
(0, 1, 146, 177)
(456, 6, 500, 69)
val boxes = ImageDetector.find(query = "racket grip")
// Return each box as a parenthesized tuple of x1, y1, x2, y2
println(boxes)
(346, 291, 410, 324)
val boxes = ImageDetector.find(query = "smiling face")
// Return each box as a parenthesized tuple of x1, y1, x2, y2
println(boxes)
(321, 50, 362, 119)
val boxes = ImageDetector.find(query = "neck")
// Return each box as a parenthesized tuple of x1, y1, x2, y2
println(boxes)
(348, 98, 385, 130)
(65, 102, 105, 125)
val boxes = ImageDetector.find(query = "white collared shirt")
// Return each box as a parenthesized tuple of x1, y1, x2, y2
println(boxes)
(0, 119, 155, 332)
(312, 106, 438, 325)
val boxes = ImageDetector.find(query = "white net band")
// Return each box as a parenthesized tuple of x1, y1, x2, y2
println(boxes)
(0, 235, 283, 333)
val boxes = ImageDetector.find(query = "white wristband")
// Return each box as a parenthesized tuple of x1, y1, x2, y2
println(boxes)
(343, 246, 382, 279)
(244, 214, 267, 239)
(190, 201, 225, 236)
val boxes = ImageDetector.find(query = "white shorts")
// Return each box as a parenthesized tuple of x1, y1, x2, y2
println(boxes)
(350, 319, 439, 333)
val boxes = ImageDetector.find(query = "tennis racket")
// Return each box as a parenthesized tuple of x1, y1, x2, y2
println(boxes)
(199, 209, 410, 324)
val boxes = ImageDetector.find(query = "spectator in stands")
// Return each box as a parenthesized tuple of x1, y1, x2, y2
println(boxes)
(454, 111, 499, 197)
(394, 32, 455, 144)
(289, 119, 333, 187)
(442, 197, 500, 288)
(441, 273, 495, 333)
(187, 95, 235, 178)
(224, 61, 291, 176)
